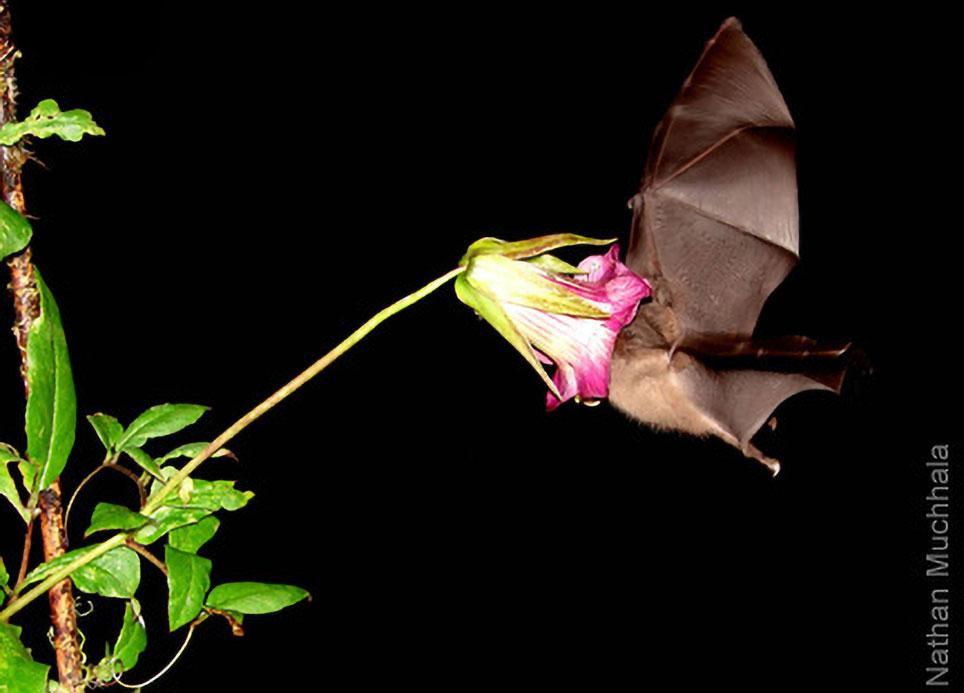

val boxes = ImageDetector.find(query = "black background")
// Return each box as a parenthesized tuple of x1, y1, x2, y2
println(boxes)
(1, 4, 958, 691)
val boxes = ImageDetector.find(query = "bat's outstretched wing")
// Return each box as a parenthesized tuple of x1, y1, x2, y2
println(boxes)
(611, 18, 851, 473)
(625, 17, 798, 338)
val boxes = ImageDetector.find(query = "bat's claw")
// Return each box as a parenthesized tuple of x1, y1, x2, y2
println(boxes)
(744, 442, 781, 476)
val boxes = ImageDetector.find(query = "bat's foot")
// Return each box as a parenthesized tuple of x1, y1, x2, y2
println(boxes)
(743, 442, 781, 476)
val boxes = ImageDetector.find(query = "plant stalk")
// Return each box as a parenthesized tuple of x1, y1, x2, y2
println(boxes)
(0, 5, 84, 690)
(0, 265, 464, 622)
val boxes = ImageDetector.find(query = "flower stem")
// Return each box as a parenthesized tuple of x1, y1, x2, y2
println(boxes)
(0, 265, 464, 622)
(143, 265, 463, 513)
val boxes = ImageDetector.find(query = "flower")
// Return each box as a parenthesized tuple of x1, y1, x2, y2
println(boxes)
(455, 234, 651, 410)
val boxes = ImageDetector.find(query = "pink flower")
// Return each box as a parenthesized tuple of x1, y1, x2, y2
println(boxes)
(455, 235, 650, 410)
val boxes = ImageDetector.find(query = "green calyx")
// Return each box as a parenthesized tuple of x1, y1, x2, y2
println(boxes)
(459, 233, 615, 265)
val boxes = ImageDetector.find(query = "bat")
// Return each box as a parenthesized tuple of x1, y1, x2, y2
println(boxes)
(608, 17, 852, 474)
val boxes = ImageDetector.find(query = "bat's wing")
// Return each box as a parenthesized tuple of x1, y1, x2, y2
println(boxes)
(625, 17, 798, 338)
(677, 359, 843, 473)
(611, 18, 852, 473)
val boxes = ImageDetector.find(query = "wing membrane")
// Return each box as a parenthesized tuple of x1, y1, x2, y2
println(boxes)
(626, 18, 798, 338)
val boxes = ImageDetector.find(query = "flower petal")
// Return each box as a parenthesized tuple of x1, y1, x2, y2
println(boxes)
(502, 303, 617, 409)
(456, 238, 651, 410)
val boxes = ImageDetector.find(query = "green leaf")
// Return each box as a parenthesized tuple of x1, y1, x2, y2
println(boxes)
(178, 479, 252, 512)
(20, 546, 96, 589)
(0, 201, 32, 262)
(86, 413, 124, 452)
(0, 443, 29, 522)
(168, 516, 219, 554)
(90, 655, 118, 685)
(165, 546, 211, 631)
(0, 622, 49, 692)
(146, 476, 252, 512)
(205, 582, 310, 615)
(112, 599, 147, 671)
(25, 270, 77, 490)
(0, 98, 105, 145)
(17, 545, 139, 598)
(135, 477, 250, 544)
(16, 459, 37, 498)
(72, 546, 140, 599)
(157, 442, 233, 465)
(122, 446, 162, 479)
(0, 554, 9, 591)
(84, 503, 148, 537)
(134, 506, 213, 545)
(116, 404, 209, 452)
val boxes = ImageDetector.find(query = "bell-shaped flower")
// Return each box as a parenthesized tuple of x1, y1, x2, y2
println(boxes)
(455, 234, 651, 410)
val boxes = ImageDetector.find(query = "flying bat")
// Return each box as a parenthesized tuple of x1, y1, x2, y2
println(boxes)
(608, 17, 852, 474)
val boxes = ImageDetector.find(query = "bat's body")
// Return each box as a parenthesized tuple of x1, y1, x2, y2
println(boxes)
(608, 18, 851, 473)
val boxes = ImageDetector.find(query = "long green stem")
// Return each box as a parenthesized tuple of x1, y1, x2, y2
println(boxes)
(0, 266, 464, 622)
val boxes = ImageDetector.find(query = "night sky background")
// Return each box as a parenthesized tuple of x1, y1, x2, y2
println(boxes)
(1, 5, 958, 691)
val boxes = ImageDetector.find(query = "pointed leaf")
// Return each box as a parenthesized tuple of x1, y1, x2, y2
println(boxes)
(25, 269, 77, 490)
(16, 459, 37, 498)
(20, 546, 96, 589)
(0, 98, 105, 145)
(0, 622, 49, 692)
(112, 599, 147, 671)
(157, 442, 234, 465)
(116, 404, 209, 452)
(205, 582, 310, 615)
(84, 503, 148, 537)
(135, 478, 251, 545)
(134, 506, 213, 545)
(166, 546, 212, 631)
(0, 444, 28, 522)
(0, 555, 9, 591)
(87, 413, 124, 451)
(148, 477, 252, 513)
(18, 545, 138, 597)
(0, 201, 32, 261)
(178, 479, 252, 512)
(72, 546, 140, 599)
(168, 516, 220, 554)
(122, 447, 162, 479)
